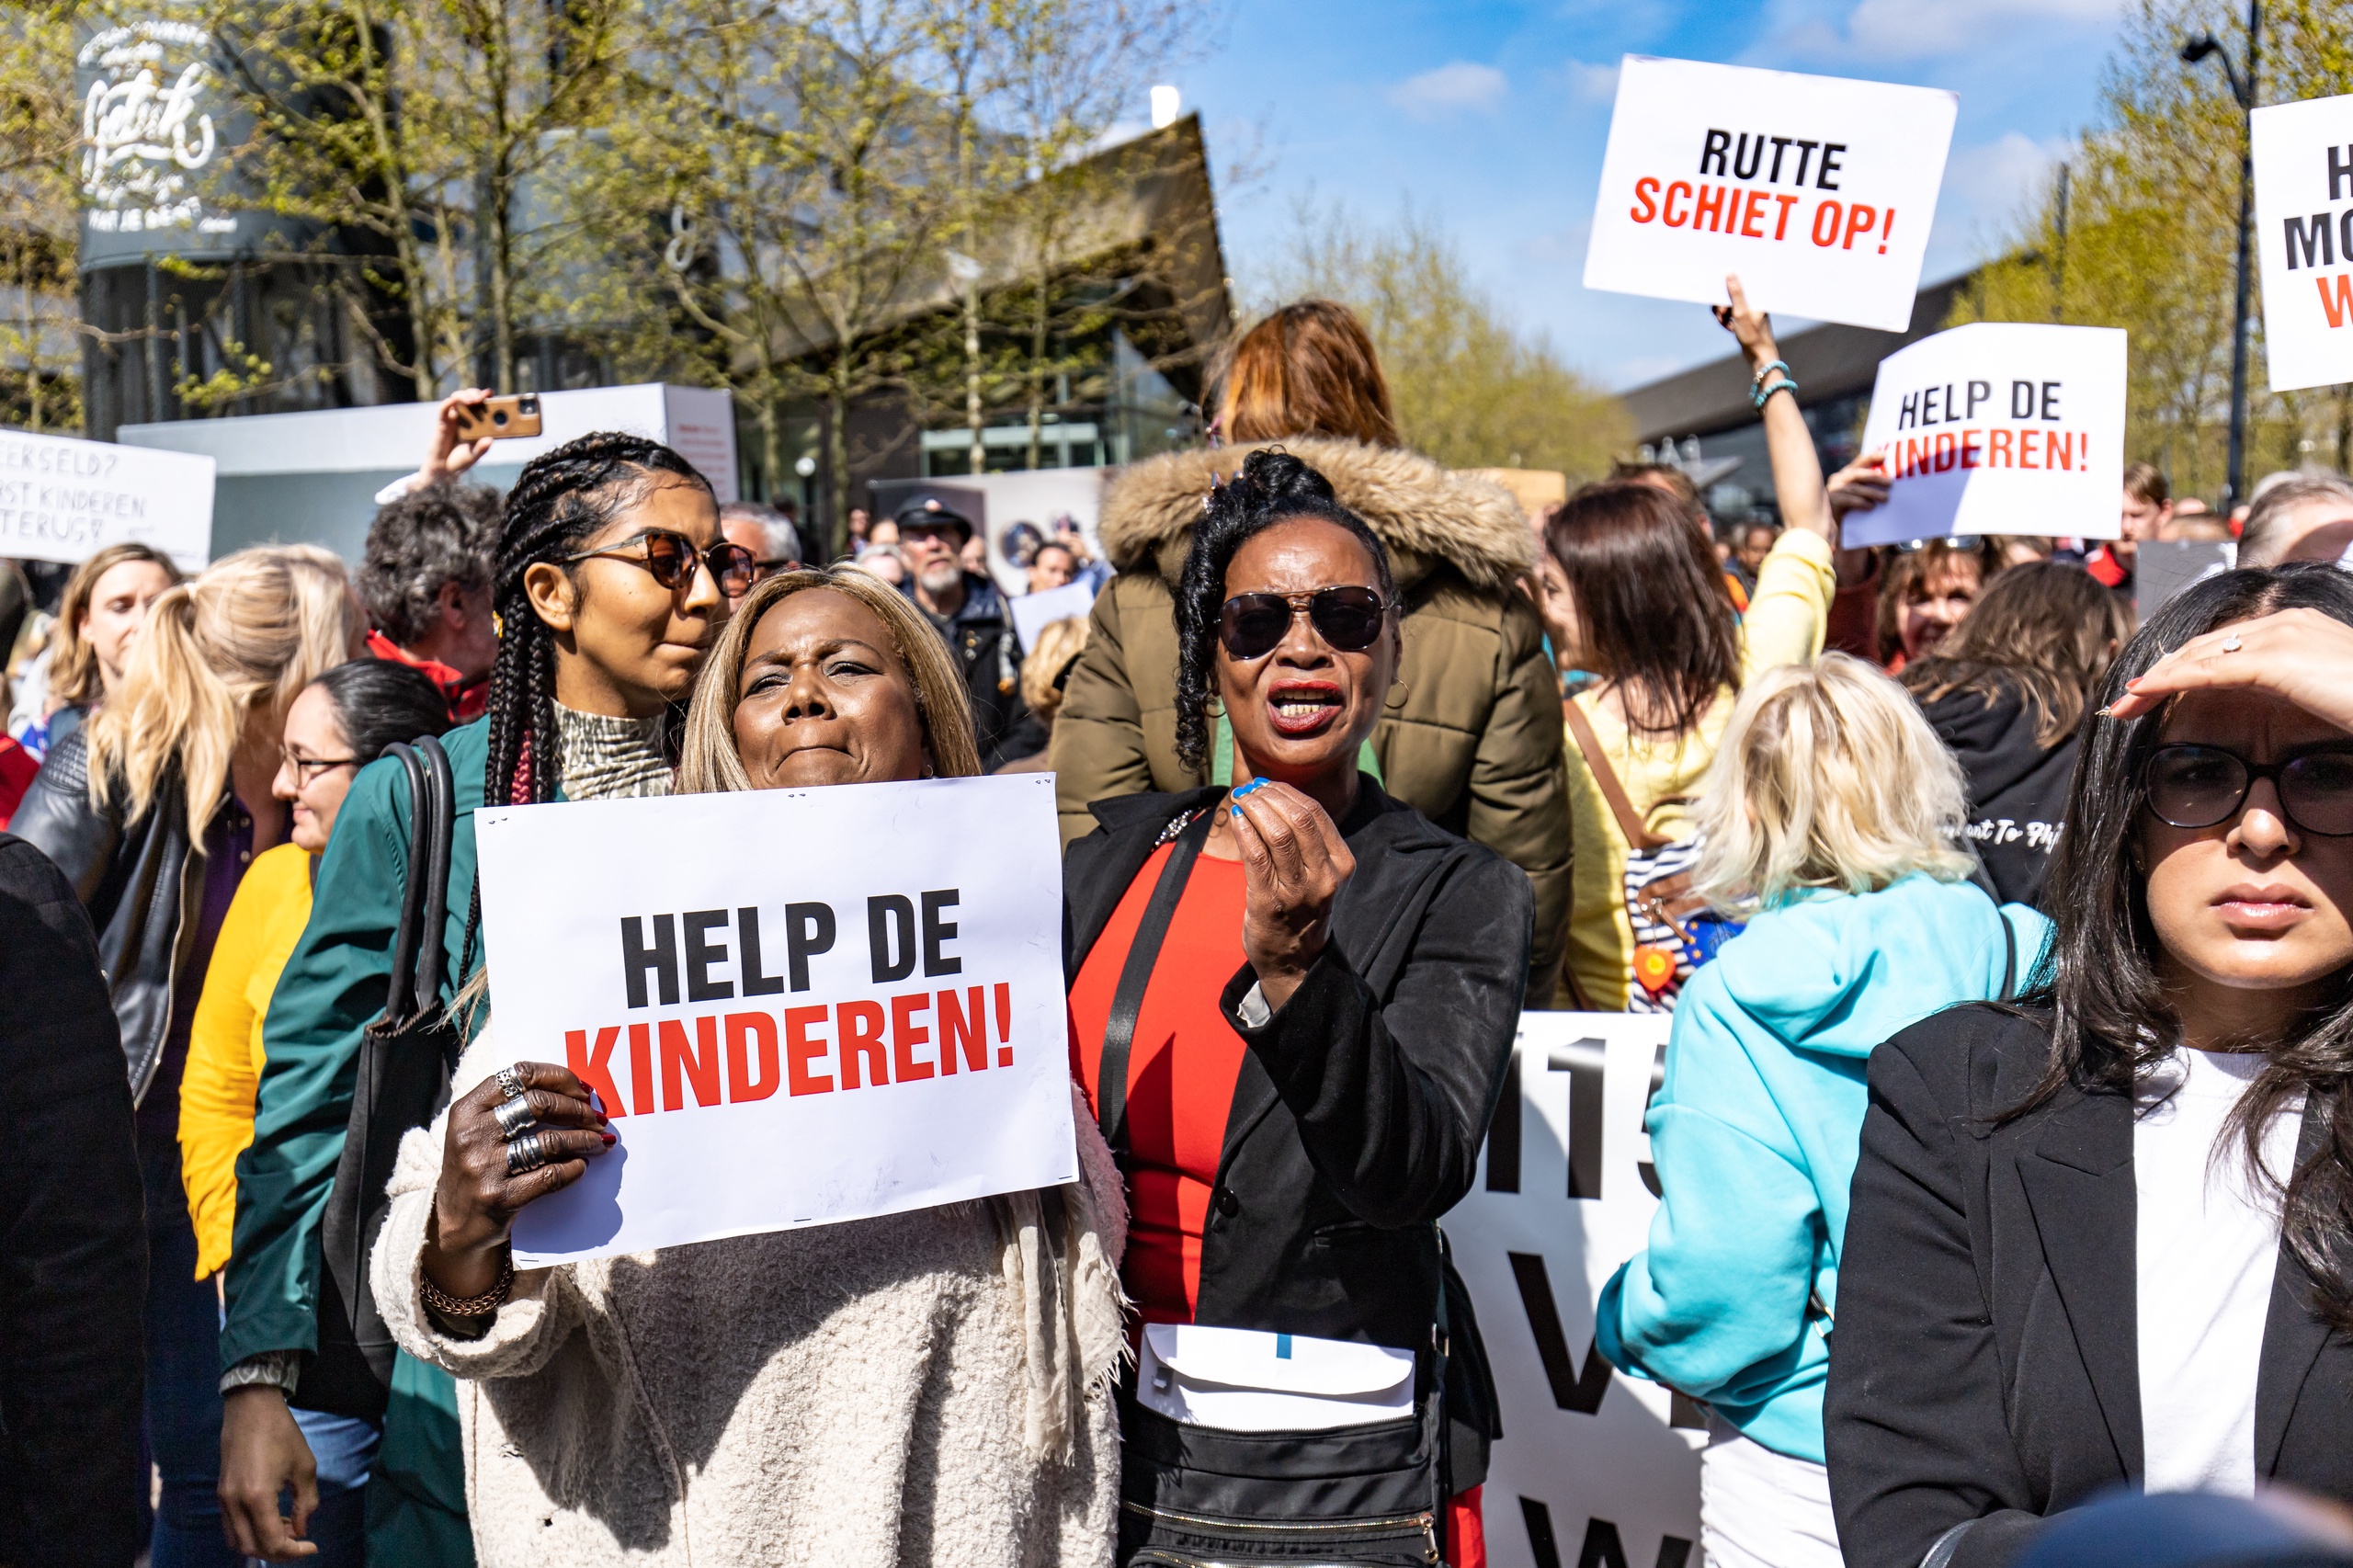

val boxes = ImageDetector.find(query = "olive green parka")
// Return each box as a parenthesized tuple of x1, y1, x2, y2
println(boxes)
(1048, 437, 1572, 1001)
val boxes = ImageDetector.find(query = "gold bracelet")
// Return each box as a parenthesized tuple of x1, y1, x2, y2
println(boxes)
(420, 1250, 514, 1320)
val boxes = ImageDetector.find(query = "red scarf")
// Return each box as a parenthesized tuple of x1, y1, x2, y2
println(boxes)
(366, 629, 487, 721)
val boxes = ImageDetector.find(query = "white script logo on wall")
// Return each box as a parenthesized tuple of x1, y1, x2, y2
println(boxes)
(77, 18, 234, 243)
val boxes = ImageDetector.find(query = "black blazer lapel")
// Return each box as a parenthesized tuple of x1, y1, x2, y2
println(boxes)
(2018, 1087, 2144, 1478)
(2256, 1095, 2336, 1478)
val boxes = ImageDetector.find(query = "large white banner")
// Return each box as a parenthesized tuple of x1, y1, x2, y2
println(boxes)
(2252, 93, 2353, 393)
(0, 427, 213, 569)
(473, 774, 1077, 1267)
(1583, 57, 1957, 332)
(1444, 1012, 1701, 1568)
(1850, 322, 2127, 547)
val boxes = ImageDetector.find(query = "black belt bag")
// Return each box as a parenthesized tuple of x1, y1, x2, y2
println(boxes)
(1097, 809, 1494, 1566)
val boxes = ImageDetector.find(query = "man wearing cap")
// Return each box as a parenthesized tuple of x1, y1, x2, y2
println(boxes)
(894, 495, 1033, 767)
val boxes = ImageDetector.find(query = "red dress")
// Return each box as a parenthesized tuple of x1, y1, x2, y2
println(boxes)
(1068, 840, 1485, 1566)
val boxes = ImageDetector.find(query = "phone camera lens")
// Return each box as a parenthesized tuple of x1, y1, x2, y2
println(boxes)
(493, 411, 508, 427)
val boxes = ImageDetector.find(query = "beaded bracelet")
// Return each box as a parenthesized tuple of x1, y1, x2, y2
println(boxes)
(1749, 357, 1790, 392)
(420, 1251, 515, 1321)
(1752, 375, 1800, 410)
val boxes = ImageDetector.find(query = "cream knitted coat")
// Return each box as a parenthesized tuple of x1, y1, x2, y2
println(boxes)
(372, 1034, 1128, 1567)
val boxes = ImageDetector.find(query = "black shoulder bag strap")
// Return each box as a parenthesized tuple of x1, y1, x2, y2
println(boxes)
(1095, 806, 1217, 1153)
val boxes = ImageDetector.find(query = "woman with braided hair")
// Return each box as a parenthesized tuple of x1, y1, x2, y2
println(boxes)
(217, 432, 746, 1564)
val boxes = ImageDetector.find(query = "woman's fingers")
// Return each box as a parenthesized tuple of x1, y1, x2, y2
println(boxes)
(2107, 610, 2353, 730)
(1234, 786, 1310, 887)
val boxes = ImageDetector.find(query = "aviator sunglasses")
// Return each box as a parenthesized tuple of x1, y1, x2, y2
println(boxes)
(561, 528, 756, 597)
(1218, 586, 1392, 660)
(2142, 743, 2353, 838)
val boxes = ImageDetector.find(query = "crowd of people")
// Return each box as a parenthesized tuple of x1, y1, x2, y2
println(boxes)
(2, 272, 2352, 1568)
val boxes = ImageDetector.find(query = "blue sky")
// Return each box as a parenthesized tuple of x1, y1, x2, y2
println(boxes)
(1167, 0, 2130, 392)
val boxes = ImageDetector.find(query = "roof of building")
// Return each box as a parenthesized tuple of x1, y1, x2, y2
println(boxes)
(1621, 269, 1983, 445)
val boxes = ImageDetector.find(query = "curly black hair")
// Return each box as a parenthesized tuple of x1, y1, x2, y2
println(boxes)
(456, 430, 712, 977)
(357, 482, 502, 645)
(1172, 448, 1398, 772)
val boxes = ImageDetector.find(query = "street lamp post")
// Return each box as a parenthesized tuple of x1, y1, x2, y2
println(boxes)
(2183, 2, 2261, 510)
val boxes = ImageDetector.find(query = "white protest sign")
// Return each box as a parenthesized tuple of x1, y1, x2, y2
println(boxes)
(2253, 93, 2353, 393)
(0, 427, 214, 570)
(474, 773, 1076, 1267)
(1443, 1012, 1700, 1568)
(1849, 322, 2126, 548)
(1584, 57, 1957, 332)
(1010, 578, 1095, 653)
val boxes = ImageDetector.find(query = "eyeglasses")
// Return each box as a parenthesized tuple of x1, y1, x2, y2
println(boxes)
(2143, 744, 2353, 837)
(279, 747, 358, 787)
(1218, 587, 1392, 661)
(561, 528, 756, 597)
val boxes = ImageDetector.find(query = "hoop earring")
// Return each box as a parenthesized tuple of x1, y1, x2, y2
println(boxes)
(1205, 696, 1225, 719)
(1384, 679, 1411, 711)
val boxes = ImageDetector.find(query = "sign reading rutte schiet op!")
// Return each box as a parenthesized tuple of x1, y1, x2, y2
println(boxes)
(0, 428, 215, 570)
(77, 10, 290, 264)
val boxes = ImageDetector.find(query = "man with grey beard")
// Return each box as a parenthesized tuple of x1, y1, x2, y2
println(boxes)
(893, 495, 1033, 767)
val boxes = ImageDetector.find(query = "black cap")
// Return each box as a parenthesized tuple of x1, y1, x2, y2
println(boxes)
(892, 494, 975, 543)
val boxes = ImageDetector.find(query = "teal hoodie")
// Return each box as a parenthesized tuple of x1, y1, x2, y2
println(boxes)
(1595, 873, 2052, 1463)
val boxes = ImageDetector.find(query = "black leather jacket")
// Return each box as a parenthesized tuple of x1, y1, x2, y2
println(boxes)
(1063, 779, 1532, 1352)
(10, 728, 208, 1104)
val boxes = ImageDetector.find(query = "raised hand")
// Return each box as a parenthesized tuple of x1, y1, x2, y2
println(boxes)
(1226, 778, 1356, 1010)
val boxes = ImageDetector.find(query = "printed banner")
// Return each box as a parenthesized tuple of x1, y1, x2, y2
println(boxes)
(1443, 1012, 1701, 1568)
(1583, 57, 1957, 332)
(473, 774, 1076, 1267)
(0, 427, 213, 569)
(1849, 322, 2127, 547)
(2252, 93, 2353, 393)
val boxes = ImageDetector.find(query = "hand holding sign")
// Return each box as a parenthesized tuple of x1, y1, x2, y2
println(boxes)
(424, 1062, 614, 1300)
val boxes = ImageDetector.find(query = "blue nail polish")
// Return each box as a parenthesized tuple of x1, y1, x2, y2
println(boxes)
(1231, 806, 1243, 818)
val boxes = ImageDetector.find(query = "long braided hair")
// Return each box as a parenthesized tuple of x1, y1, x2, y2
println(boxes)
(458, 431, 713, 977)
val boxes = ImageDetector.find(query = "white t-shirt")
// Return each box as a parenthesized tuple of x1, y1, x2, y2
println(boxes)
(2134, 1048, 2302, 1495)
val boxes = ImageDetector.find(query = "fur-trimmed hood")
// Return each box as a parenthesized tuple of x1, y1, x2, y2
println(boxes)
(1097, 437, 1536, 594)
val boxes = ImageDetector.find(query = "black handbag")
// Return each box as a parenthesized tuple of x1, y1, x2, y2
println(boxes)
(296, 734, 462, 1419)
(1097, 808, 1500, 1567)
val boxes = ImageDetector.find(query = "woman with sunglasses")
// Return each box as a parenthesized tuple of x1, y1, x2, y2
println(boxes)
(177, 659, 450, 1568)
(1824, 564, 2353, 1568)
(1065, 449, 1529, 1566)
(218, 433, 745, 1562)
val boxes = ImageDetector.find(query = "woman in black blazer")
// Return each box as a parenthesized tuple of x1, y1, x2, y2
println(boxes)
(1827, 565, 2353, 1568)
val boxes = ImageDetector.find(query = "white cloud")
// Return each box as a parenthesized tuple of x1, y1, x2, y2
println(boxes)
(1388, 62, 1509, 120)
(1561, 59, 1620, 107)
(1840, 0, 2123, 61)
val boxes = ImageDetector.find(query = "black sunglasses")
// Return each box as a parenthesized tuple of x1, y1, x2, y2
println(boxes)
(1218, 586, 1392, 661)
(2143, 743, 2353, 838)
(561, 528, 756, 597)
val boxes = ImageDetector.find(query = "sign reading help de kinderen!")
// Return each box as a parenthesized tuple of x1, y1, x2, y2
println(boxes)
(1849, 323, 2127, 548)
(1583, 57, 1957, 333)
(2253, 93, 2353, 393)
(474, 773, 1076, 1267)
(0, 428, 213, 570)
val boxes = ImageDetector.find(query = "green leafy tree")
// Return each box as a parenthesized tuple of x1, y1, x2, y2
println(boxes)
(0, 2, 85, 431)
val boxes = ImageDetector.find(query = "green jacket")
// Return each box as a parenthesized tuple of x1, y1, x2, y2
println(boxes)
(222, 717, 489, 1371)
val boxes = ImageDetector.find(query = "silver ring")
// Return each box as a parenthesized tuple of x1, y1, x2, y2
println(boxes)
(505, 1131, 551, 1176)
(2221, 631, 2245, 653)
(493, 1096, 539, 1141)
(494, 1065, 528, 1101)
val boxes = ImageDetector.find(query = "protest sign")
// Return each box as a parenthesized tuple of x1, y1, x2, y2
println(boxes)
(1584, 57, 1957, 332)
(1848, 322, 2126, 548)
(473, 773, 1076, 1267)
(1010, 579, 1096, 653)
(1444, 1011, 1700, 1568)
(0, 427, 213, 569)
(2253, 93, 2353, 393)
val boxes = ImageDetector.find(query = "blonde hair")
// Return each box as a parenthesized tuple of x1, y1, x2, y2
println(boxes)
(1690, 652, 1974, 914)
(50, 543, 186, 708)
(85, 544, 362, 838)
(1018, 614, 1089, 720)
(677, 566, 983, 792)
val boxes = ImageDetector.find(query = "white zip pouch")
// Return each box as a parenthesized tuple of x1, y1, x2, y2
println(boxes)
(1135, 1323, 1416, 1432)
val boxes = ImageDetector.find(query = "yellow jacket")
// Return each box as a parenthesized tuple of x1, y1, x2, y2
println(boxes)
(1561, 529, 1836, 1011)
(181, 842, 313, 1278)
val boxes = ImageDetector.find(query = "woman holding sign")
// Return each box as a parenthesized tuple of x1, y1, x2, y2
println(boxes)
(370, 564, 1127, 1567)
(1827, 567, 2353, 1568)
(1064, 449, 1530, 1565)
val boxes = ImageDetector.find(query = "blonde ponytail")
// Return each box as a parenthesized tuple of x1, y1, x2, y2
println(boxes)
(85, 544, 363, 839)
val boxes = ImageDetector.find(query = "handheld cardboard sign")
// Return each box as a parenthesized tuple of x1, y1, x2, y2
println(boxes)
(2252, 93, 2353, 393)
(1583, 56, 1957, 331)
(1849, 322, 2127, 547)
(0, 428, 214, 569)
(473, 774, 1076, 1267)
